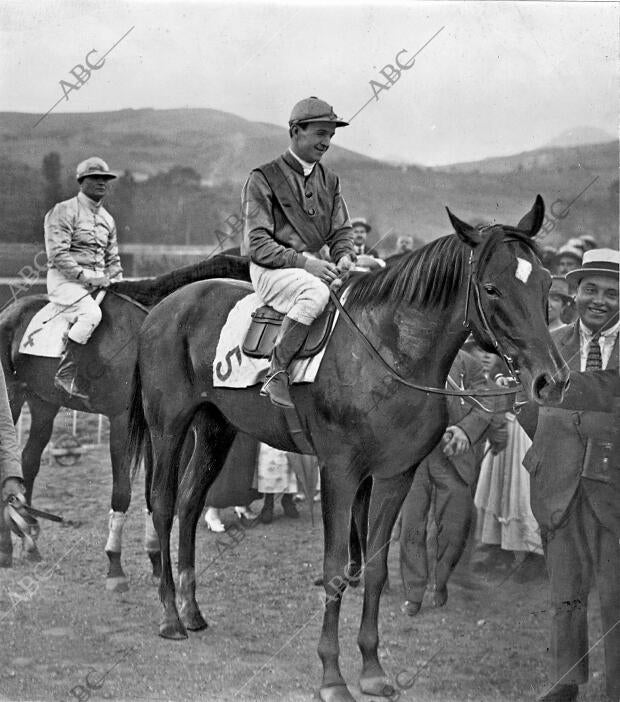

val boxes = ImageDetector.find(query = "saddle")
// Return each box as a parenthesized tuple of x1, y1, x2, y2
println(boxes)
(242, 302, 336, 359)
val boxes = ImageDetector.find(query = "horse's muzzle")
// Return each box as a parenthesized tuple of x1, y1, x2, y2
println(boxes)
(531, 368, 569, 406)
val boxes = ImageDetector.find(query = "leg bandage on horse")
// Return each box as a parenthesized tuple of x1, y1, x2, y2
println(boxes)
(105, 510, 127, 553)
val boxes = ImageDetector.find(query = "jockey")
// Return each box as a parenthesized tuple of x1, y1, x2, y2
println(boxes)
(44, 157, 123, 403)
(241, 97, 356, 408)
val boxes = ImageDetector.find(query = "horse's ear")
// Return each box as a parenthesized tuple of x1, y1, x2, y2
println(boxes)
(516, 195, 545, 237)
(446, 207, 482, 246)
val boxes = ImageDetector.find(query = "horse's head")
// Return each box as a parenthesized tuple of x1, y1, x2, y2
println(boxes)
(447, 195, 569, 406)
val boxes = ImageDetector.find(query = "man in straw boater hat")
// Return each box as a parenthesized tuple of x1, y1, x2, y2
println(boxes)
(241, 97, 356, 408)
(517, 248, 619, 702)
(44, 157, 123, 405)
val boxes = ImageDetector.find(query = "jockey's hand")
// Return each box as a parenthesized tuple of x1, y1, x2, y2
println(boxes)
(336, 255, 354, 273)
(2, 478, 26, 503)
(441, 426, 471, 457)
(305, 259, 339, 285)
(83, 275, 110, 290)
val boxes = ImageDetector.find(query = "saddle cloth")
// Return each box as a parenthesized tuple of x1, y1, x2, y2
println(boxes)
(212, 292, 337, 389)
(19, 303, 71, 357)
(19, 290, 107, 357)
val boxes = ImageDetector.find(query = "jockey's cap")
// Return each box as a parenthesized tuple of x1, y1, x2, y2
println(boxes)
(76, 157, 118, 182)
(289, 97, 349, 128)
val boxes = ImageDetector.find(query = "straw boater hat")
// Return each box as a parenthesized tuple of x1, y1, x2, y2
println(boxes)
(556, 244, 583, 264)
(565, 248, 620, 286)
(579, 234, 597, 250)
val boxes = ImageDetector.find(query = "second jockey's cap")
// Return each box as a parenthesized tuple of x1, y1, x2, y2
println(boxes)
(76, 157, 117, 182)
(289, 97, 349, 128)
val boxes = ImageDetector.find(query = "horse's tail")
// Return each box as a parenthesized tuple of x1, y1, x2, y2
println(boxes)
(127, 362, 148, 483)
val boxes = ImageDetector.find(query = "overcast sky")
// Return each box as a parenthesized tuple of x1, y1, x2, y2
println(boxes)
(1, 0, 617, 165)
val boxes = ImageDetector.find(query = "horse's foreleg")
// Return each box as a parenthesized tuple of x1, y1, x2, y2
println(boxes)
(317, 463, 360, 702)
(21, 397, 57, 504)
(142, 432, 161, 582)
(348, 476, 372, 588)
(177, 410, 235, 631)
(105, 414, 131, 592)
(357, 469, 416, 697)
(19, 397, 58, 563)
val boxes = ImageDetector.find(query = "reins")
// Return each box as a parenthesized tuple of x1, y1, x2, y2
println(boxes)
(329, 238, 528, 409)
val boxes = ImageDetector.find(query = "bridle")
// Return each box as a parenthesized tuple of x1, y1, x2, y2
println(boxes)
(330, 234, 531, 412)
(462, 240, 522, 385)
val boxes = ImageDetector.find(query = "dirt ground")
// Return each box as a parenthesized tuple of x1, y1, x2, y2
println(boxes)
(0, 427, 610, 702)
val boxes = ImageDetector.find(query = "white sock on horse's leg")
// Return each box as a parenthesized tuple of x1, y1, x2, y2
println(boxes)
(105, 510, 127, 553)
(144, 509, 159, 553)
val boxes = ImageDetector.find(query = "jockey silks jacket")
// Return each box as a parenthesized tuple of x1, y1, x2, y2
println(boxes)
(44, 192, 122, 281)
(241, 151, 355, 269)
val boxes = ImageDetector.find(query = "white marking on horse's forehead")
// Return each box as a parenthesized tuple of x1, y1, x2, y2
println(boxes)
(515, 257, 532, 284)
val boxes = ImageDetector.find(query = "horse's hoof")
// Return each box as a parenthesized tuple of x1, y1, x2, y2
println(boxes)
(359, 676, 395, 697)
(316, 684, 356, 702)
(105, 576, 130, 593)
(180, 608, 208, 631)
(159, 619, 188, 640)
(0, 552, 13, 568)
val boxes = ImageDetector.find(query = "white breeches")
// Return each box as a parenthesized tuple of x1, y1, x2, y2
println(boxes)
(249, 263, 330, 326)
(46, 269, 103, 344)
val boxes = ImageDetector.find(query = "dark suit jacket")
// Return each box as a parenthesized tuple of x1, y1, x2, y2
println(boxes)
(426, 350, 494, 485)
(520, 323, 620, 536)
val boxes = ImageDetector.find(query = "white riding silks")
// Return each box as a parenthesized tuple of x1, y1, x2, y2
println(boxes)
(104, 510, 127, 553)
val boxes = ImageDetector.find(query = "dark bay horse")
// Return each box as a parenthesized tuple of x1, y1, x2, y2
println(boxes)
(127, 198, 569, 701)
(0, 254, 250, 590)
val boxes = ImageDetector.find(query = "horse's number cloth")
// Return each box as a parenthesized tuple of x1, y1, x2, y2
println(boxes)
(212, 292, 334, 389)
(19, 291, 107, 357)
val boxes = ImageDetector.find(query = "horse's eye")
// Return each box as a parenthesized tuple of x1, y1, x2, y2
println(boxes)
(483, 283, 501, 297)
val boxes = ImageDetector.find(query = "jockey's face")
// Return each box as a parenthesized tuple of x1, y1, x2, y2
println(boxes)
(291, 122, 336, 163)
(80, 175, 112, 202)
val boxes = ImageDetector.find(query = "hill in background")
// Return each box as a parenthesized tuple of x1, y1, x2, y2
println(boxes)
(1, 108, 617, 264)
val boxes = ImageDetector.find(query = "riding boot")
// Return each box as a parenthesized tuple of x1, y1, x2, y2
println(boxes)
(54, 339, 90, 402)
(260, 317, 310, 409)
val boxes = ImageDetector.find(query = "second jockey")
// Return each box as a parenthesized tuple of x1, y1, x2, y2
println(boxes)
(241, 97, 356, 408)
(44, 156, 123, 404)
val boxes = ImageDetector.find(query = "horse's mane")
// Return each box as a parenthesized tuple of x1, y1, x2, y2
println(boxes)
(110, 254, 251, 306)
(346, 228, 540, 311)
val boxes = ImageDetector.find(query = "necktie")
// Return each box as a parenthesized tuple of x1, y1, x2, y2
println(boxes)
(585, 338, 602, 370)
